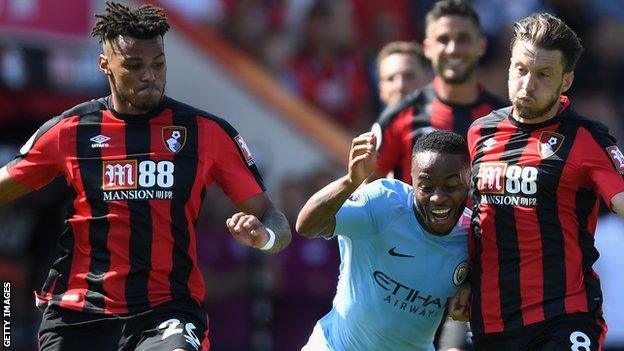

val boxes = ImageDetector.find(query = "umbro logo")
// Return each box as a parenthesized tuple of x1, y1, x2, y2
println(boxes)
(90, 135, 110, 148)
(388, 247, 414, 258)
(483, 137, 497, 150)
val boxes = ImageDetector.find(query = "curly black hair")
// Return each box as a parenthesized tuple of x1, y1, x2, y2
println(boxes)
(91, 1, 170, 42)
(412, 130, 469, 162)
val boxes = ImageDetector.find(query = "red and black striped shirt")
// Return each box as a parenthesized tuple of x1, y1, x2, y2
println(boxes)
(374, 77, 505, 184)
(467, 96, 624, 334)
(7, 96, 265, 315)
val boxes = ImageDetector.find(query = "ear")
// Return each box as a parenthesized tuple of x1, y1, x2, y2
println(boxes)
(478, 35, 487, 57)
(561, 71, 574, 93)
(423, 37, 433, 60)
(98, 54, 111, 76)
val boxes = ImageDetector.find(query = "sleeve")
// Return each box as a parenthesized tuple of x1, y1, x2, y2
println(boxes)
(375, 114, 404, 175)
(6, 117, 64, 189)
(334, 186, 379, 239)
(210, 122, 266, 205)
(578, 126, 624, 205)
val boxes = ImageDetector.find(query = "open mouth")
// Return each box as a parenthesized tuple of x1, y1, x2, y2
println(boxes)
(430, 208, 452, 221)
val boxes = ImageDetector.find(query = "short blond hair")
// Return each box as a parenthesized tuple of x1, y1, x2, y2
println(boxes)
(376, 41, 429, 75)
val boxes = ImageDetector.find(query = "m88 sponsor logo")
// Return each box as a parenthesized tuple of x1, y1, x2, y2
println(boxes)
(476, 162, 539, 207)
(102, 160, 175, 201)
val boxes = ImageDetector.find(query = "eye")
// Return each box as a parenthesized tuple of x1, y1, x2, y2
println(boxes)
(419, 185, 434, 193)
(152, 61, 165, 69)
(445, 184, 459, 191)
(124, 62, 141, 70)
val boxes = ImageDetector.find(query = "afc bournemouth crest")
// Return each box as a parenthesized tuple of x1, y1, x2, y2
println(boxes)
(606, 146, 624, 174)
(162, 126, 187, 154)
(538, 131, 565, 159)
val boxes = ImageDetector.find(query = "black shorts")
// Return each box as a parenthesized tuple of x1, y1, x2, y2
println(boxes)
(472, 310, 607, 351)
(38, 300, 209, 351)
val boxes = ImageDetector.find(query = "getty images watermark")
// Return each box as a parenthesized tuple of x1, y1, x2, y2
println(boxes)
(2, 282, 9, 348)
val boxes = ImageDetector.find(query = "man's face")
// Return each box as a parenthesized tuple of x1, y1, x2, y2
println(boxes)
(100, 35, 166, 114)
(508, 40, 573, 123)
(424, 15, 485, 84)
(412, 151, 468, 235)
(378, 53, 428, 106)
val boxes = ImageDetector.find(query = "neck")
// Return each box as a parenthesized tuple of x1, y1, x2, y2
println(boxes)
(512, 101, 561, 124)
(109, 91, 153, 115)
(435, 76, 479, 105)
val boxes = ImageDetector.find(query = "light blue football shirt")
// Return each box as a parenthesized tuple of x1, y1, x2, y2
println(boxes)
(302, 179, 470, 351)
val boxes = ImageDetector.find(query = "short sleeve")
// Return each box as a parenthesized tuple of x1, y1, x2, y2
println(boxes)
(334, 190, 376, 239)
(7, 117, 64, 189)
(209, 121, 266, 204)
(578, 126, 624, 205)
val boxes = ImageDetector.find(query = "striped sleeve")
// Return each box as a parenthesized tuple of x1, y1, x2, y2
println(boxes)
(578, 124, 624, 205)
(7, 116, 64, 189)
(208, 119, 266, 204)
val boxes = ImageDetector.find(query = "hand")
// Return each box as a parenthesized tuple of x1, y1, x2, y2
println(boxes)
(448, 284, 471, 322)
(226, 212, 269, 249)
(347, 132, 377, 186)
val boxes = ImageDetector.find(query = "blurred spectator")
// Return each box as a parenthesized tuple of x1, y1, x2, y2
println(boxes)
(289, 0, 374, 132)
(376, 41, 431, 108)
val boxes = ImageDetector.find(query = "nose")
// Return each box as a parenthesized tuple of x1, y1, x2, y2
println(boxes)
(429, 188, 448, 204)
(141, 67, 156, 82)
(521, 72, 536, 92)
(445, 40, 458, 55)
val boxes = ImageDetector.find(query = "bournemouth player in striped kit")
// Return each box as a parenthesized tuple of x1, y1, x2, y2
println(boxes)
(0, 2, 291, 350)
(467, 13, 624, 350)
(372, 0, 505, 184)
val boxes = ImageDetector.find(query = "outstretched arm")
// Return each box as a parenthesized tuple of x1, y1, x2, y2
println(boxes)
(226, 193, 292, 254)
(296, 132, 377, 238)
(0, 166, 34, 205)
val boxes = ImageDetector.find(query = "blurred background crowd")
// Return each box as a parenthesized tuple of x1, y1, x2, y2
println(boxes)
(0, 0, 623, 350)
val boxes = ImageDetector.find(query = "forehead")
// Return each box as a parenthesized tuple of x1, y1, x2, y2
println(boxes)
(380, 53, 419, 72)
(426, 15, 479, 38)
(105, 35, 164, 57)
(413, 151, 466, 177)
(510, 40, 563, 69)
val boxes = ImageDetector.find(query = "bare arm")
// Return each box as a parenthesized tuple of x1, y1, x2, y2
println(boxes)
(296, 132, 377, 238)
(226, 192, 291, 254)
(0, 166, 34, 205)
(612, 192, 624, 217)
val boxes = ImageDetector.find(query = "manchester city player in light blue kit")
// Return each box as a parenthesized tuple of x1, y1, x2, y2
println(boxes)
(297, 130, 471, 351)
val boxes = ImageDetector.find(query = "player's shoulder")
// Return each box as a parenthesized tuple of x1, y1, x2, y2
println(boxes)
(469, 105, 512, 131)
(34, 98, 107, 136)
(361, 178, 411, 205)
(375, 83, 435, 128)
(563, 110, 617, 147)
(61, 98, 107, 118)
(565, 109, 610, 134)
(164, 97, 239, 134)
